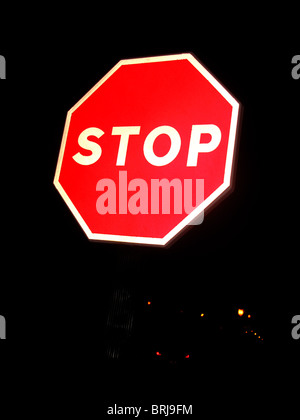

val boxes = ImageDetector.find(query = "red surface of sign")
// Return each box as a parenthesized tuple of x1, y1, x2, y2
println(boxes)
(54, 54, 240, 245)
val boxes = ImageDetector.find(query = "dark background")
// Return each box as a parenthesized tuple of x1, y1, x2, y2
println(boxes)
(1, 6, 299, 415)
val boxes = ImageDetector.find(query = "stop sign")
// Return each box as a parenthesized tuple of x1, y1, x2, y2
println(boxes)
(54, 53, 240, 245)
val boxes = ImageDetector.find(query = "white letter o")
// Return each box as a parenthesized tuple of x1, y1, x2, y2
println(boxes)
(143, 126, 181, 166)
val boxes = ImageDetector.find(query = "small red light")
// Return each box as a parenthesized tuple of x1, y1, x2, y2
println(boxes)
(156, 351, 162, 356)
(147, 301, 151, 305)
(185, 354, 190, 359)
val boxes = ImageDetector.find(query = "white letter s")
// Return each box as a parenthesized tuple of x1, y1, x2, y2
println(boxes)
(72, 127, 104, 165)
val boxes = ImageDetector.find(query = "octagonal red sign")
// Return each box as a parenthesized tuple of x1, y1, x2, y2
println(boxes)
(54, 53, 240, 245)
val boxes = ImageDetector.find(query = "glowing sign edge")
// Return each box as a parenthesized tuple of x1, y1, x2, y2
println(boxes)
(54, 53, 240, 246)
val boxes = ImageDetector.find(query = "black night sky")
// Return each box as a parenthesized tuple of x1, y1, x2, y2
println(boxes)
(0, 7, 299, 414)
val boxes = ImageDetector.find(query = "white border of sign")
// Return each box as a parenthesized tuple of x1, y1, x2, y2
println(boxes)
(54, 53, 240, 246)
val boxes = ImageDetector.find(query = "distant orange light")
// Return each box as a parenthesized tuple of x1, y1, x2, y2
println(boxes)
(147, 301, 151, 305)
(238, 309, 244, 317)
(248, 314, 251, 318)
(201, 313, 205, 317)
